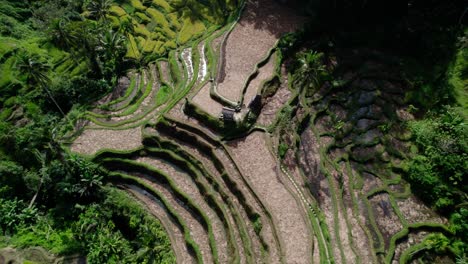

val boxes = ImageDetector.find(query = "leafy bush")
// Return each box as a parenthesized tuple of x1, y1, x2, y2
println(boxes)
(278, 143, 289, 159)
(404, 106, 467, 256)
(405, 106, 467, 211)
(74, 188, 175, 263)
(156, 85, 171, 105)
(0, 198, 37, 235)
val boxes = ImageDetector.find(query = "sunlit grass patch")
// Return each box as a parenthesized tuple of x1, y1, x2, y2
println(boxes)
(134, 24, 151, 38)
(178, 17, 206, 44)
(153, 41, 166, 55)
(109, 5, 127, 17)
(143, 39, 158, 53)
(146, 8, 170, 29)
(156, 84, 172, 105)
(152, 0, 174, 13)
(135, 12, 151, 23)
(126, 34, 141, 59)
(166, 12, 182, 30)
(130, 0, 146, 11)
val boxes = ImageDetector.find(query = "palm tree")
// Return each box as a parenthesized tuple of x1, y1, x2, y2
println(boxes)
(16, 52, 67, 117)
(97, 28, 126, 76)
(119, 17, 138, 58)
(292, 51, 327, 94)
(98, 29, 126, 60)
(48, 18, 78, 51)
(87, 0, 114, 21)
(28, 149, 49, 208)
(16, 53, 50, 87)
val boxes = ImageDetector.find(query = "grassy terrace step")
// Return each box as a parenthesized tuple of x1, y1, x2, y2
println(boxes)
(145, 121, 283, 261)
(142, 131, 260, 261)
(93, 147, 241, 263)
(157, 60, 174, 87)
(101, 158, 219, 264)
(153, 117, 285, 254)
(88, 70, 153, 118)
(82, 39, 202, 130)
(106, 172, 203, 264)
(94, 72, 139, 110)
(140, 148, 241, 263)
(124, 185, 198, 264)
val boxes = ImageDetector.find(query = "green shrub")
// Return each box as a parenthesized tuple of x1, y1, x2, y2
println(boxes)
(156, 85, 171, 105)
(278, 143, 288, 159)
(146, 8, 169, 28)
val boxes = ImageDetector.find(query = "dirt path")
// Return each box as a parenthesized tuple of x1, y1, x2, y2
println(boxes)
(227, 131, 312, 264)
(216, 0, 304, 102)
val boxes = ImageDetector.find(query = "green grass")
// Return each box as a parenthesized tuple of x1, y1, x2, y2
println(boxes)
(152, 0, 174, 13)
(126, 34, 141, 59)
(178, 17, 206, 44)
(146, 8, 170, 28)
(167, 12, 182, 29)
(135, 12, 151, 23)
(130, 0, 146, 11)
(134, 24, 151, 38)
(156, 85, 171, 105)
(109, 5, 127, 17)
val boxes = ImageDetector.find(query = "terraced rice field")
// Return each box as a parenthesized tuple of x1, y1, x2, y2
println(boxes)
(69, 0, 451, 263)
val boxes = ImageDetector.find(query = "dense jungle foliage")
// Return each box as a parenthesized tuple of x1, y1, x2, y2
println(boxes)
(0, 0, 234, 261)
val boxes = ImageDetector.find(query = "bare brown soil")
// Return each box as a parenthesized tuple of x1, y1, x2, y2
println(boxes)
(136, 156, 230, 263)
(257, 67, 292, 127)
(369, 193, 404, 248)
(155, 127, 261, 261)
(216, 0, 304, 102)
(396, 196, 447, 225)
(227, 131, 312, 264)
(192, 82, 224, 117)
(243, 52, 277, 106)
(159, 60, 172, 85)
(131, 169, 214, 263)
(70, 127, 142, 156)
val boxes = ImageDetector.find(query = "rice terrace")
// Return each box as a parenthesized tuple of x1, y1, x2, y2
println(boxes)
(0, 0, 466, 263)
